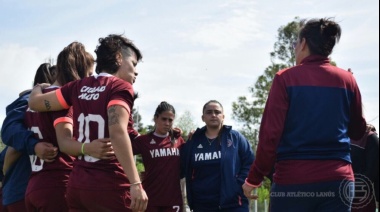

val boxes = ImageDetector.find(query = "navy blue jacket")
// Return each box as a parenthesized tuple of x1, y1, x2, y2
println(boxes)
(1, 91, 36, 205)
(351, 131, 379, 202)
(1, 91, 37, 154)
(0, 147, 5, 182)
(181, 125, 254, 210)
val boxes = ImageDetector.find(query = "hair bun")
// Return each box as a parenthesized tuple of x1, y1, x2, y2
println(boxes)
(319, 19, 327, 28)
(320, 19, 340, 37)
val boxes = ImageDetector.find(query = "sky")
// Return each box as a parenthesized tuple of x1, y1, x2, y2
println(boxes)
(0, 0, 378, 133)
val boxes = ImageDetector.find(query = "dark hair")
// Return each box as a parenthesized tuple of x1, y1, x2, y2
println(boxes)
(55, 42, 94, 85)
(49, 65, 57, 80)
(33, 63, 56, 86)
(367, 124, 376, 132)
(154, 101, 176, 118)
(202, 100, 223, 114)
(94, 34, 142, 74)
(153, 101, 176, 145)
(298, 18, 341, 56)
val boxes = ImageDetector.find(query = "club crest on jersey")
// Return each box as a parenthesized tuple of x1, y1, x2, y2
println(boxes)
(197, 144, 203, 149)
(150, 139, 156, 144)
(227, 139, 233, 147)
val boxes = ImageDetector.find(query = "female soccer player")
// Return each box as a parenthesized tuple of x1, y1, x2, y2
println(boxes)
(242, 18, 366, 211)
(28, 34, 148, 211)
(133, 101, 185, 212)
(24, 42, 113, 211)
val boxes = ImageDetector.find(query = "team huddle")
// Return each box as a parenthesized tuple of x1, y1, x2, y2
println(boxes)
(0, 34, 253, 212)
(0, 17, 378, 212)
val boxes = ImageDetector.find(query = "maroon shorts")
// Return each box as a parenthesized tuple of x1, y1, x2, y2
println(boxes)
(66, 186, 131, 211)
(25, 187, 68, 212)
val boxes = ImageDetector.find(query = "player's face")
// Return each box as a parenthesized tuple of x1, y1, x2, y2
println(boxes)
(118, 53, 138, 84)
(154, 111, 175, 135)
(202, 103, 224, 129)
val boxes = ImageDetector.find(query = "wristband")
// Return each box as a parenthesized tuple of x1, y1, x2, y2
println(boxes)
(81, 143, 85, 155)
(130, 181, 142, 186)
(245, 178, 262, 188)
(131, 181, 143, 189)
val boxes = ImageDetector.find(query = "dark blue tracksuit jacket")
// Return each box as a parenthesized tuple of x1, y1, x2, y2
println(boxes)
(181, 125, 254, 210)
(1, 91, 37, 206)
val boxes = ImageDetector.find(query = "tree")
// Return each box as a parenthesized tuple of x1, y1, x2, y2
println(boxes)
(132, 108, 143, 132)
(142, 125, 155, 134)
(232, 64, 287, 148)
(176, 110, 197, 140)
(131, 107, 147, 175)
(270, 17, 300, 66)
(233, 18, 300, 208)
(232, 17, 300, 148)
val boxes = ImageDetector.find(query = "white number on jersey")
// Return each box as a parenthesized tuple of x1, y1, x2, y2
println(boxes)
(29, 126, 44, 172)
(173, 206, 180, 212)
(77, 113, 105, 162)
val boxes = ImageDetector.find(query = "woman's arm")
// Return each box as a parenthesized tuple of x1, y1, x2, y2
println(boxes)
(1, 92, 38, 154)
(107, 105, 148, 211)
(2, 146, 22, 174)
(28, 84, 63, 112)
(55, 122, 114, 159)
(237, 132, 255, 183)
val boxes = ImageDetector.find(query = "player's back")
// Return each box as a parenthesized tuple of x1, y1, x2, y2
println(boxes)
(24, 86, 74, 194)
(59, 73, 135, 190)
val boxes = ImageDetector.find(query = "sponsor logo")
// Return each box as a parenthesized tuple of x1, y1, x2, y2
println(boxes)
(194, 151, 221, 161)
(149, 148, 180, 158)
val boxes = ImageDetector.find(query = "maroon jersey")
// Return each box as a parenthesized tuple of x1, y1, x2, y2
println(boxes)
(24, 86, 74, 195)
(132, 132, 184, 206)
(56, 73, 134, 190)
